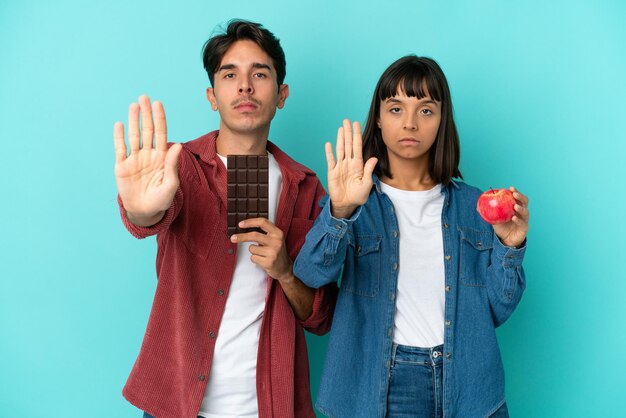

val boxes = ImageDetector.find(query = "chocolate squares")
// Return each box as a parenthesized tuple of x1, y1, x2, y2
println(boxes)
(227, 155, 269, 237)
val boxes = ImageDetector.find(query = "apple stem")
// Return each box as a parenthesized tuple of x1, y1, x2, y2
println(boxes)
(490, 187, 494, 193)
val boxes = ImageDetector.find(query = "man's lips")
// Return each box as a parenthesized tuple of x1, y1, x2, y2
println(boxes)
(234, 101, 259, 112)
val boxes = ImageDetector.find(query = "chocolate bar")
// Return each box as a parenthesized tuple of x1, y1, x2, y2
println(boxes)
(227, 155, 269, 237)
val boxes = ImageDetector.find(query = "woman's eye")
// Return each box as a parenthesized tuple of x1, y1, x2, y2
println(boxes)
(390, 107, 401, 113)
(421, 108, 433, 115)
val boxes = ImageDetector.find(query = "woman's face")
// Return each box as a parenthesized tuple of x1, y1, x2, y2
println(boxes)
(378, 90, 442, 169)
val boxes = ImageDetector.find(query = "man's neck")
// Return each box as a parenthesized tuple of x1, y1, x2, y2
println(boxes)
(215, 126, 269, 156)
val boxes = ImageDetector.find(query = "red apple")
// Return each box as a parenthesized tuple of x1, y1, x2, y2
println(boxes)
(476, 188, 516, 225)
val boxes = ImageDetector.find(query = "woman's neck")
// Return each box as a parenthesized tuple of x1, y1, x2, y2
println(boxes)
(380, 158, 436, 191)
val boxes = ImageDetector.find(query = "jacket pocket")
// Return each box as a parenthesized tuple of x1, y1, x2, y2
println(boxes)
(341, 234, 381, 297)
(459, 227, 493, 287)
(169, 180, 220, 260)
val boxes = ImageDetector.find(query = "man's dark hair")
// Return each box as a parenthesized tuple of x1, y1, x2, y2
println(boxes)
(362, 55, 462, 186)
(202, 19, 286, 88)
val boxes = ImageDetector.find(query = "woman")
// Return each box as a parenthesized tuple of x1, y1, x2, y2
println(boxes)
(293, 56, 529, 417)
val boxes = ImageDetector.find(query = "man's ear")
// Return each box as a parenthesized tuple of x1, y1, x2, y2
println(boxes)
(206, 87, 218, 111)
(276, 84, 289, 109)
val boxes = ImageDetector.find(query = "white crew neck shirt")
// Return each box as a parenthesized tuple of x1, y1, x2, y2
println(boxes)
(199, 152, 282, 418)
(380, 182, 445, 348)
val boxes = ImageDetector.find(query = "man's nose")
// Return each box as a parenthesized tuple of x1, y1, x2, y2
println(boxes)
(238, 78, 254, 94)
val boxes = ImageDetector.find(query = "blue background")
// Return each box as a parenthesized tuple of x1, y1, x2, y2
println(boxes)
(1, 0, 625, 416)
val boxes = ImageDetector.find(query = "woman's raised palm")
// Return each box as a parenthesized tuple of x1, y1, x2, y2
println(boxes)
(325, 119, 378, 218)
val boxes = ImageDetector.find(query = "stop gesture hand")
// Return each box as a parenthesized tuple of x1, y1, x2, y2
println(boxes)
(325, 119, 378, 218)
(113, 95, 182, 226)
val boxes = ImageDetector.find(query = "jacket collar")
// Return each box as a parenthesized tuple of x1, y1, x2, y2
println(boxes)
(372, 173, 460, 194)
(183, 130, 315, 183)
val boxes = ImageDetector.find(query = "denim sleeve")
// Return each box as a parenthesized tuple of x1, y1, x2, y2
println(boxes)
(293, 195, 362, 289)
(486, 233, 527, 327)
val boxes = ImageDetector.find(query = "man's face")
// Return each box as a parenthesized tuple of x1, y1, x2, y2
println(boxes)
(206, 40, 288, 137)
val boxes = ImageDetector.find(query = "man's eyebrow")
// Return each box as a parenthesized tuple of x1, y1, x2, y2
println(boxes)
(217, 63, 272, 72)
(217, 64, 236, 72)
(252, 63, 271, 71)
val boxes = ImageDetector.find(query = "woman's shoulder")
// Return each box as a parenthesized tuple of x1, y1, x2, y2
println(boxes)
(448, 179, 483, 199)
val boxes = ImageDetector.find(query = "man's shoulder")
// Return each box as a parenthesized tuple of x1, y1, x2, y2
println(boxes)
(180, 131, 218, 155)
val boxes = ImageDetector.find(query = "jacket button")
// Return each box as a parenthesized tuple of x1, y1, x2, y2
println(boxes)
(227, 248, 234, 255)
(445, 320, 451, 326)
(217, 289, 224, 296)
(393, 263, 398, 270)
(443, 223, 449, 228)
(446, 352, 452, 359)
(208, 331, 216, 339)
(198, 375, 206, 381)
(445, 286, 451, 292)
(444, 255, 451, 261)
(393, 231, 398, 238)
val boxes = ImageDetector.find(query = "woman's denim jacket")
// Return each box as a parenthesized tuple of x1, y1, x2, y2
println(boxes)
(293, 177, 526, 418)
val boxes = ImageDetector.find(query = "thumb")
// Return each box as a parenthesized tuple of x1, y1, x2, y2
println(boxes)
(363, 157, 378, 179)
(164, 143, 182, 179)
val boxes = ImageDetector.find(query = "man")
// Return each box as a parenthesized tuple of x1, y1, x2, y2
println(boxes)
(113, 20, 337, 418)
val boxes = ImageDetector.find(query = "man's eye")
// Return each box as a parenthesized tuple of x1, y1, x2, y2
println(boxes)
(224, 73, 235, 79)
(254, 73, 267, 78)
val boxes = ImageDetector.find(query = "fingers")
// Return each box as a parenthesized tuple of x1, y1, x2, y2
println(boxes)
(153, 100, 168, 152)
(343, 119, 353, 159)
(164, 143, 182, 181)
(239, 218, 282, 237)
(113, 122, 127, 163)
(363, 157, 378, 178)
(509, 186, 530, 222)
(139, 95, 154, 150)
(352, 121, 363, 160)
(513, 204, 529, 222)
(336, 126, 345, 162)
(510, 187, 529, 207)
(231, 218, 284, 244)
(510, 213, 529, 230)
(128, 103, 140, 153)
(232, 230, 271, 246)
(325, 142, 336, 171)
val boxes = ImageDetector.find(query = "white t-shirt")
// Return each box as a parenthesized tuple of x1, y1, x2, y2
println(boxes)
(380, 182, 445, 348)
(199, 152, 282, 418)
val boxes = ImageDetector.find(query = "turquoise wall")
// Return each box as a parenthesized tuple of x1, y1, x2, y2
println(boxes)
(1, 0, 625, 416)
